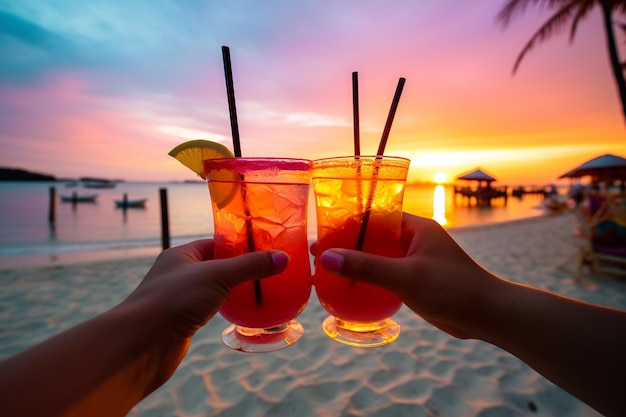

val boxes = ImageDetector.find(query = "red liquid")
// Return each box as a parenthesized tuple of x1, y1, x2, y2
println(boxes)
(209, 180, 313, 329)
(217, 238, 312, 328)
(314, 215, 403, 322)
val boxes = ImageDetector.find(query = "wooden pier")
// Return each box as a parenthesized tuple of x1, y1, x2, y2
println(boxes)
(454, 185, 508, 206)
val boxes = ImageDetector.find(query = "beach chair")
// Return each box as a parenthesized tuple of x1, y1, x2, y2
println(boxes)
(575, 198, 626, 281)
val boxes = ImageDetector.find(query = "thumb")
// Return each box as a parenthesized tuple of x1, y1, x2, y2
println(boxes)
(319, 249, 409, 295)
(209, 250, 290, 289)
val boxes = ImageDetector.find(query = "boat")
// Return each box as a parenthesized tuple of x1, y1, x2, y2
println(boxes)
(115, 198, 147, 208)
(61, 194, 98, 203)
(84, 180, 116, 189)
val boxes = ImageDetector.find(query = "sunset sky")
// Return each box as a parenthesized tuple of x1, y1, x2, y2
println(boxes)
(1, 0, 624, 186)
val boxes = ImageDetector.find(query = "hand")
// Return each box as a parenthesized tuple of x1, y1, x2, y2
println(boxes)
(117, 239, 290, 389)
(313, 213, 626, 416)
(313, 212, 498, 339)
(124, 239, 290, 340)
(0, 240, 290, 417)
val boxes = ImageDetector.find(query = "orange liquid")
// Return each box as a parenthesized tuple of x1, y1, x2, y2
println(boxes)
(313, 172, 406, 323)
(210, 180, 312, 329)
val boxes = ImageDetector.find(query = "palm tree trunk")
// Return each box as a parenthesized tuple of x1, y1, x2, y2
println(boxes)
(600, 0, 626, 125)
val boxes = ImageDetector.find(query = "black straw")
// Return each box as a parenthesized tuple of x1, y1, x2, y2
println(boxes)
(222, 46, 263, 305)
(355, 77, 406, 252)
(376, 77, 405, 156)
(353, 72, 364, 214)
(352, 72, 360, 156)
(222, 46, 242, 158)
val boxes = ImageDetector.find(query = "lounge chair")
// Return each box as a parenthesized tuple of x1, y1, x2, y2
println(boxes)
(575, 199, 626, 280)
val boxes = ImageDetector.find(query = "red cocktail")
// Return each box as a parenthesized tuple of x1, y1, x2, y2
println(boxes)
(204, 157, 313, 352)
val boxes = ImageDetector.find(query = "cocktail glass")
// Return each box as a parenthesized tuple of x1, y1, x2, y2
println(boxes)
(204, 157, 313, 352)
(312, 156, 410, 347)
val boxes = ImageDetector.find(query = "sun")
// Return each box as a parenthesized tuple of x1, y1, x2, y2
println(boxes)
(434, 172, 448, 184)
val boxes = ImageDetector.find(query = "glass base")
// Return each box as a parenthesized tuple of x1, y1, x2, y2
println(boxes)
(322, 316, 400, 347)
(221, 321, 304, 353)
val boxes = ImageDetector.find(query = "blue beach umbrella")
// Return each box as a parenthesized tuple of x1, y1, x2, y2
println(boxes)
(559, 153, 626, 181)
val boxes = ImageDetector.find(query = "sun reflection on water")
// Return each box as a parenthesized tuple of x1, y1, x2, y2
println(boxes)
(432, 185, 447, 226)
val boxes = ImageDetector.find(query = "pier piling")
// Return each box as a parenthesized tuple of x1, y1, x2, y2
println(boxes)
(159, 188, 170, 250)
(48, 186, 56, 224)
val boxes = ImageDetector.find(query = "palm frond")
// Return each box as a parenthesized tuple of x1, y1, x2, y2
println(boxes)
(512, 3, 580, 73)
(497, 0, 579, 26)
(570, 0, 598, 41)
(611, 0, 626, 14)
(497, 0, 538, 27)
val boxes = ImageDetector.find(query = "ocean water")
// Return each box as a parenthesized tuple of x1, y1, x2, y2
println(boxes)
(0, 181, 550, 267)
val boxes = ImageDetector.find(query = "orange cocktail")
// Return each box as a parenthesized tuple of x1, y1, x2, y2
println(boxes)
(312, 156, 410, 347)
(204, 157, 312, 352)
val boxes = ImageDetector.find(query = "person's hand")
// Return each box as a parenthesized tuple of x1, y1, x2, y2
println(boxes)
(0, 240, 290, 417)
(313, 212, 499, 339)
(119, 240, 289, 386)
(124, 239, 289, 340)
(312, 213, 626, 417)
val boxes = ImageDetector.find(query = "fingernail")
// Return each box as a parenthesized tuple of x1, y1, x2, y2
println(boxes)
(320, 250, 344, 272)
(271, 252, 289, 270)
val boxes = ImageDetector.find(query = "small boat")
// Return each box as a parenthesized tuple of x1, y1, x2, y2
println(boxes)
(61, 194, 98, 203)
(84, 180, 116, 189)
(115, 198, 147, 208)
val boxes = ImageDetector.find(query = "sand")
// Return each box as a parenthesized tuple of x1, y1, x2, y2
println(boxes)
(2, 211, 624, 417)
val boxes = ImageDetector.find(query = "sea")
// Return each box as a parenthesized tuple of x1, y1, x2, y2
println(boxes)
(0, 181, 555, 268)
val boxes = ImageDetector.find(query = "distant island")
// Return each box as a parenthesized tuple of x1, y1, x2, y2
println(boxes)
(0, 167, 56, 181)
(0, 167, 127, 183)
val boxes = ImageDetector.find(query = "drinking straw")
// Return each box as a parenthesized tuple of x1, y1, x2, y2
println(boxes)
(221, 46, 263, 305)
(222, 46, 242, 157)
(355, 77, 406, 251)
(376, 77, 406, 156)
(353, 72, 363, 213)
(352, 72, 360, 156)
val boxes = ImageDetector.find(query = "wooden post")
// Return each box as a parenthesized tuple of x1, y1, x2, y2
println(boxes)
(121, 192, 128, 223)
(159, 188, 170, 250)
(48, 186, 56, 224)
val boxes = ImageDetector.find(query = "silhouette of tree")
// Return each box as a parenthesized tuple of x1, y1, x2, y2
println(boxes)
(498, 0, 626, 124)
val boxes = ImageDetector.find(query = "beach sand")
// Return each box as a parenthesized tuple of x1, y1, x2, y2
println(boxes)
(2, 212, 624, 416)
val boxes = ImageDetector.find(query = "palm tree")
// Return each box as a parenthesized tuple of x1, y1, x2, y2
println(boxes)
(497, 0, 626, 124)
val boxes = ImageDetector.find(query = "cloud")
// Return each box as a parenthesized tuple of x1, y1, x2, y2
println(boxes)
(0, 10, 77, 82)
(0, 10, 64, 48)
(157, 125, 230, 144)
(0, 1, 623, 183)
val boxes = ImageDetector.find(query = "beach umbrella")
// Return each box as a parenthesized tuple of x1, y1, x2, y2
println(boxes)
(456, 168, 497, 183)
(558, 153, 626, 181)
